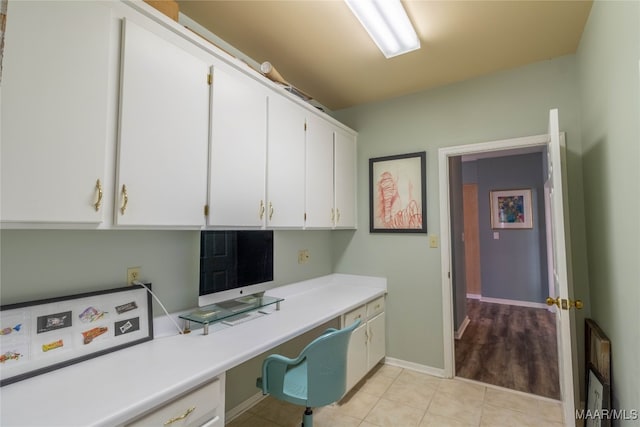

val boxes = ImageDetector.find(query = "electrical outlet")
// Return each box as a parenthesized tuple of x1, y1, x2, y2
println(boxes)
(127, 267, 141, 285)
(429, 235, 439, 248)
(298, 249, 310, 264)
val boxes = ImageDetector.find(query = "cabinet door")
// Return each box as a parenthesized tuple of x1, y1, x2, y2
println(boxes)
(367, 312, 386, 370)
(334, 129, 357, 229)
(266, 95, 306, 228)
(346, 322, 368, 392)
(116, 19, 209, 227)
(305, 115, 334, 228)
(1, 1, 112, 224)
(209, 67, 267, 227)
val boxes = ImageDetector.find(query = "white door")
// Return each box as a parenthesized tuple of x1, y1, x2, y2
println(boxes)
(116, 19, 209, 227)
(209, 66, 267, 227)
(305, 115, 334, 228)
(1, 1, 112, 224)
(546, 108, 576, 424)
(334, 129, 357, 228)
(266, 95, 306, 228)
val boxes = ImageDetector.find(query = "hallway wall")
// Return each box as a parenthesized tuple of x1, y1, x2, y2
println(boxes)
(463, 153, 549, 303)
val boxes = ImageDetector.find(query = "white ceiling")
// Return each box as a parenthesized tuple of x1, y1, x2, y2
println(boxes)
(177, 0, 593, 111)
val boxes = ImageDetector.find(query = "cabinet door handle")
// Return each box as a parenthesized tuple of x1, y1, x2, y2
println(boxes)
(94, 179, 103, 212)
(331, 208, 335, 222)
(259, 200, 265, 220)
(269, 202, 274, 220)
(336, 208, 341, 223)
(120, 184, 128, 215)
(164, 406, 195, 425)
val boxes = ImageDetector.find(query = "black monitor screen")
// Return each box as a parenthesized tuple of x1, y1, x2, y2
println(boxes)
(199, 230, 274, 296)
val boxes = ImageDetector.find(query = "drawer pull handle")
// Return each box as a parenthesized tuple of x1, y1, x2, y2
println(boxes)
(259, 200, 265, 220)
(94, 179, 103, 211)
(269, 202, 274, 220)
(120, 184, 128, 215)
(164, 406, 196, 425)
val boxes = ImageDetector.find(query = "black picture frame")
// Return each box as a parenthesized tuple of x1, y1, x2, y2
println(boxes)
(585, 363, 611, 427)
(369, 151, 427, 233)
(0, 283, 153, 386)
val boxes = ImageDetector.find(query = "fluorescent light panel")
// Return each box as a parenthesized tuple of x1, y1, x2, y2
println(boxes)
(345, 0, 420, 58)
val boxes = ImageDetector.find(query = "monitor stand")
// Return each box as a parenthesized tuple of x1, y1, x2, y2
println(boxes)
(215, 299, 253, 313)
(180, 295, 284, 335)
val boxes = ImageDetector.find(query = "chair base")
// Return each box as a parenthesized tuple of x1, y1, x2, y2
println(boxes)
(302, 407, 313, 427)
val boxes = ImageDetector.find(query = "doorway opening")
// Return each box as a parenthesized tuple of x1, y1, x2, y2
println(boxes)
(438, 133, 567, 382)
(438, 111, 577, 426)
(449, 149, 560, 399)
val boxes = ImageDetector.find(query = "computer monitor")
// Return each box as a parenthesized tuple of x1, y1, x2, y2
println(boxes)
(198, 230, 274, 308)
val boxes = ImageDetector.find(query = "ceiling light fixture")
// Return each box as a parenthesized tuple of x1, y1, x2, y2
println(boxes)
(344, 0, 420, 59)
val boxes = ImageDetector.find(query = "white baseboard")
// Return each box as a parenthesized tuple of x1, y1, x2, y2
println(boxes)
(383, 357, 446, 378)
(466, 293, 482, 300)
(454, 316, 470, 340)
(225, 391, 266, 423)
(480, 296, 548, 309)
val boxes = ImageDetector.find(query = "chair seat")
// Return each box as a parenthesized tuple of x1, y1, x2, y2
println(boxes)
(282, 360, 308, 406)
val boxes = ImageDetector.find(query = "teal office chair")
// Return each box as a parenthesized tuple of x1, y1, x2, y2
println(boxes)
(256, 319, 361, 427)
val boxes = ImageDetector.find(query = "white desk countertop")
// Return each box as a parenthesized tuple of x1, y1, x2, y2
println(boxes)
(0, 274, 386, 426)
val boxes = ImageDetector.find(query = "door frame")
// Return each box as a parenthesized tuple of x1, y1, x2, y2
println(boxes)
(437, 132, 576, 409)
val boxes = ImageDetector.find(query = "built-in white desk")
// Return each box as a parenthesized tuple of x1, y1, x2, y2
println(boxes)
(0, 274, 386, 426)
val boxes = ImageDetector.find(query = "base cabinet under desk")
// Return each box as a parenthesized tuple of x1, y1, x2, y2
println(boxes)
(125, 374, 225, 427)
(342, 296, 386, 392)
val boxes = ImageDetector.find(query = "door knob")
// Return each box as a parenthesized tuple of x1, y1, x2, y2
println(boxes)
(546, 296, 560, 308)
(546, 296, 583, 310)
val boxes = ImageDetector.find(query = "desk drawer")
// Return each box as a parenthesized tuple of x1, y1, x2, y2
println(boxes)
(344, 305, 366, 326)
(367, 296, 385, 318)
(127, 378, 221, 427)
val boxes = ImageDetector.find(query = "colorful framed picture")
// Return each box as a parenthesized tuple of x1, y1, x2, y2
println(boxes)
(0, 284, 153, 387)
(369, 151, 427, 233)
(489, 188, 533, 229)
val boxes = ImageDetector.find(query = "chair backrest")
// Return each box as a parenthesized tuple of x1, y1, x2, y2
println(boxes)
(301, 319, 360, 407)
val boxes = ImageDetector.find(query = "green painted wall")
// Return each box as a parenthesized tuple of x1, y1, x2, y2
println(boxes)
(0, 229, 333, 313)
(332, 54, 591, 373)
(576, 0, 640, 417)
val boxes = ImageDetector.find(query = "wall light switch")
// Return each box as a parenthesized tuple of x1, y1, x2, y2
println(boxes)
(429, 235, 438, 248)
(493, 232, 500, 240)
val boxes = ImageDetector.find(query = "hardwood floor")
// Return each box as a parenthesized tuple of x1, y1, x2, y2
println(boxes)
(455, 299, 560, 399)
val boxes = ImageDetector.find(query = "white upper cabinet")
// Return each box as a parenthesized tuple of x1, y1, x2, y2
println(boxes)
(266, 95, 306, 228)
(334, 129, 357, 229)
(208, 66, 268, 227)
(0, 0, 357, 230)
(116, 18, 209, 227)
(304, 115, 335, 229)
(1, 1, 113, 225)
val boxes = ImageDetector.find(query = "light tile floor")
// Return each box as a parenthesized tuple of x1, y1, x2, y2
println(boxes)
(226, 364, 566, 427)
